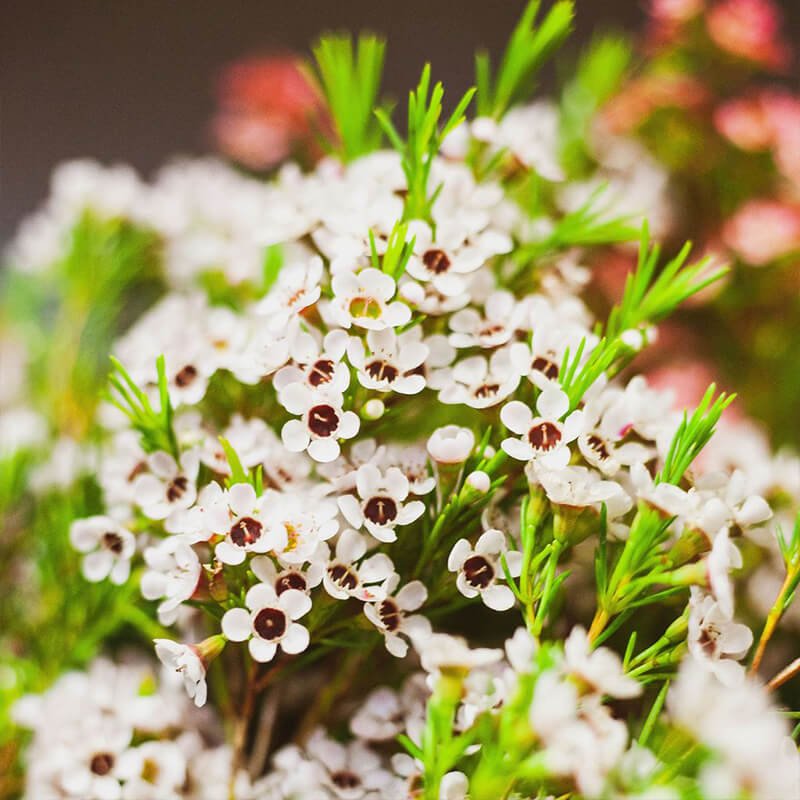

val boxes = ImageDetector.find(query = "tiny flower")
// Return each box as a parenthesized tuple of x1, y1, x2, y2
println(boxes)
(706, 528, 743, 618)
(465, 470, 491, 493)
(435, 346, 523, 409)
(221, 583, 311, 662)
(251, 553, 325, 597)
(327, 267, 411, 330)
(415, 633, 503, 676)
(132, 450, 199, 521)
(69, 516, 136, 585)
(448, 291, 520, 349)
(427, 425, 475, 465)
(263, 489, 339, 564)
(273, 328, 351, 395)
(322, 529, 395, 601)
(116, 740, 188, 798)
(563, 626, 642, 699)
(688, 589, 753, 687)
(448, 529, 522, 611)
(501, 387, 585, 469)
(364, 575, 432, 657)
(338, 464, 425, 542)
(211, 482, 286, 566)
(279, 383, 360, 463)
(154, 638, 213, 707)
(348, 328, 429, 395)
(141, 537, 202, 624)
(256, 255, 323, 323)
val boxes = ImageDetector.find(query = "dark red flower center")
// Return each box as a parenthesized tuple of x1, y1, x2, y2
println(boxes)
(253, 607, 287, 641)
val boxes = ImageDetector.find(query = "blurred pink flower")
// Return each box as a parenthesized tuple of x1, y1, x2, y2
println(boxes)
(650, 0, 704, 23)
(714, 96, 773, 151)
(706, 0, 790, 70)
(722, 200, 800, 265)
(648, 361, 718, 411)
(213, 54, 328, 170)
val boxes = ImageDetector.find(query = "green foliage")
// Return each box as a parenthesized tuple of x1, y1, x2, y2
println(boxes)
(560, 336, 623, 411)
(107, 355, 178, 457)
(312, 33, 387, 162)
(368, 220, 415, 280)
(560, 34, 633, 174)
(375, 64, 475, 224)
(261, 243, 285, 294)
(605, 224, 729, 340)
(475, 0, 574, 119)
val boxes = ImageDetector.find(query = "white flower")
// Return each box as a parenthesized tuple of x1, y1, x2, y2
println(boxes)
(252, 553, 325, 598)
(501, 387, 585, 468)
(69, 516, 136, 585)
(439, 771, 469, 800)
(208, 482, 286, 566)
(132, 450, 199, 521)
(326, 267, 411, 330)
(448, 529, 522, 611)
(688, 589, 753, 687)
(706, 528, 742, 618)
(416, 633, 503, 675)
(448, 291, 520, 349)
(427, 425, 475, 464)
(347, 328, 429, 395)
(274, 328, 351, 395)
(322, 529, 395, 602)
(256, 255, 323, 324)
(306, 730, 396, 799)
(116, 740, 187, 799)
(140, 538, 201, 624)
(154, 640, 208, 707)
(199, 414, 277, 476)
(262, 489, 339, 564)
(338, 464, 425, 543)
(436, 346, 523, 409)
(364, 575, 432, 657)
(221, 583, 311, 662)
(279, 383, 360, 463)
(563, 626, 642, 699)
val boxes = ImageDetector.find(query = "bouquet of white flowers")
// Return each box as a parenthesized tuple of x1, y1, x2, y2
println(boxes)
(3, 4, 800, 799)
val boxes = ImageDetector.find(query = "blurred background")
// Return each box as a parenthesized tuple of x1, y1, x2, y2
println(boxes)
(1, 0, 661, 237)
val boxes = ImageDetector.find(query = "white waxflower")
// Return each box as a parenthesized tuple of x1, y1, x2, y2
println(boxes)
(448, 291, 521, 350)
(439, 771, 469, 800)
(326, 267, 411, 331)
(198, 414, 277, 476)
(154, 639, 209, 708)
(221, 583, 311, 662)
(274, 328, 351, 396)
(251, 553, 325, 598)
(405, 218, 512, 298)
(387, 443, 437, 495)
(338, 464, 425, 543)
(256, 255, 323, 324)
(116, 740, 187, 799)
(415, 633, 503, 676)
(364, 575, 432, 657)
(563, 626, 642, 699)
(435, 346, 523, 409)
(688, 589, 753, 687)
(694, 469, 773, 534)
(706, 528, 742, 619)
(322, 529, 395, 602)
(501, 387, 585, 469)
(69, 516, 136, 585)
(279, 383, 360, 463)
(215, 483, 288, 565)
(140, 537, 201, 625)
(427, 425, 475, 465)
(448, 529, 522, 611)
(132, 450, 199, 521)
(350, 687, 405, 741)
(306, 730, 396, 799)
(347, 328, 429, 395)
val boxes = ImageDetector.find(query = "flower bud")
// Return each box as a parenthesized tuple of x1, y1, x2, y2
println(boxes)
(362, 399, 385, 420)
(427, 425, 475, 465)
(465, 470, 491, 493)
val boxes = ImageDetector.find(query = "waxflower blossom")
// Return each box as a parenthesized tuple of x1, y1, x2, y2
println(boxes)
(69, 516, 136, 585)
(154, 639, 209, 707)
(501, 387, 585, 469)
(322, 529, 395, 601)
(448, 529, 523, 611)
(338, 463, 425, 543)
(347, 327, 429, 395)
(364, 575, 432, 657)
(132, 450, 199, 521)
(426, 425, 475, 465)
(326, 268, 411, 330)
(221, 583, 311, 662)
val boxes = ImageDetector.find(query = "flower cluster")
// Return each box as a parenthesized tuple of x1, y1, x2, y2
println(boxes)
(4, 3, 800, 799)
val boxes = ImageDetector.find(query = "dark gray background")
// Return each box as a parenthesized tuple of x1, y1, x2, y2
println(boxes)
(2, 0, 798, 239)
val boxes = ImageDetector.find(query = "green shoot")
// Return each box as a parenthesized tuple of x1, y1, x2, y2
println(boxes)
(560, 35, 632, 174)
(657, 384, 735, 485)
(375, 64, 475, 223)
(106, 355, 178, 457)
(605, 224, 729, 341)
(261, 244, 285, 295)
(368, 221, 416, 280)
(312, 33, 387, 162)
(560, 336, 623, 411)
(475, 0, 574, 119)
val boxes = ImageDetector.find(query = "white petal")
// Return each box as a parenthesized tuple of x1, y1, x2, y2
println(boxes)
(482, 583, 515, 611)
(281, 419, 310, 452)
(475, 529, 505, 556)
(338, 494, 364, 528)
(221, 608, 252, 641)
(500, 401, 532, 434)
(448, 539, 473, 571)
(537, 387, 569, 420)
(228, 482, 257, 516)
(278, 588, 312, 620)
(396, 580, 427, 611)
(502, 437, 534, 462)
(215, 540, 246, 565)
(308, 438, 340, 463)
(249, 637, 278, 662)
(280, 623, 310, 654)
(82, 550, 112, 582)
(245, 582, 278, 610)
(336, 528, 367, 562)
